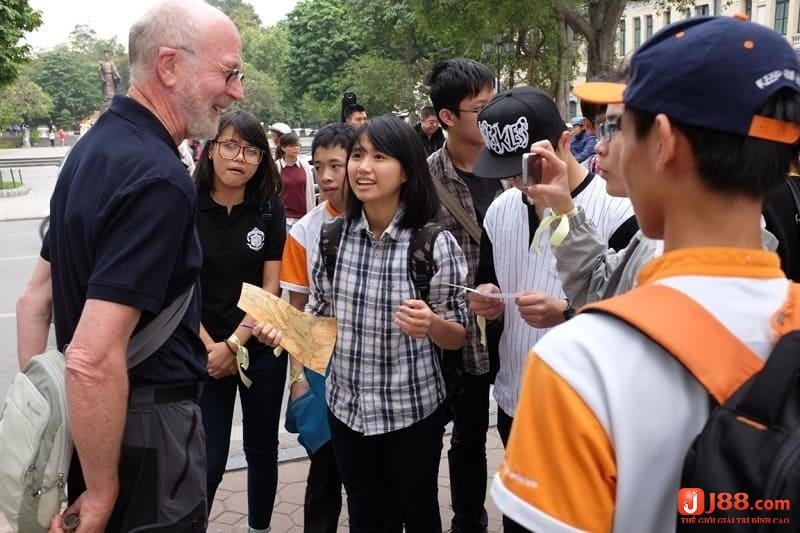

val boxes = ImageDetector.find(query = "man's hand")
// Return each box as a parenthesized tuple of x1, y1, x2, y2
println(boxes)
(395, 299, 435, 339)
(469, 284, 505, 321)
(515, 291, 567, 329)
(49, 489, 117, 533)
(206, 342, 237, 379)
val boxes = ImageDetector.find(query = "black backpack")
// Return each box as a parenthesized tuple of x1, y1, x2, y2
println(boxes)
(583, 283, 800, 531)
(319, 216, 464, 421)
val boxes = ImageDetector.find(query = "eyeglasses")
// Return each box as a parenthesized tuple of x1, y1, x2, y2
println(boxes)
(214, 140, 263, 164)
(456, 105, 487, 114)
(167, 45, 245, 85)
(597, 120, 621, 142)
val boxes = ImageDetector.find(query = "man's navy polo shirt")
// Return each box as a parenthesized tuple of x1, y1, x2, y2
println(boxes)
(43, 95, 205, 385)
(197, 190, 286, 366)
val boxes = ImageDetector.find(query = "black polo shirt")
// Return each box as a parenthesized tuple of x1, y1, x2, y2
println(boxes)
(196, 190, 286, 366)
(43, 95, 206, 385)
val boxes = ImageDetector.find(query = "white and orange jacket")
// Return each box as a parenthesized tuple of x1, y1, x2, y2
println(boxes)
(492, 248, 796, 532)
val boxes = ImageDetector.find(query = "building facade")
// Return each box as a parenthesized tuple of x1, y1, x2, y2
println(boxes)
(618, 1, 800, 59)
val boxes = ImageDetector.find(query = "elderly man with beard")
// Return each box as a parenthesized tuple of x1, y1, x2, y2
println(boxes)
(15, 1, 244, 531)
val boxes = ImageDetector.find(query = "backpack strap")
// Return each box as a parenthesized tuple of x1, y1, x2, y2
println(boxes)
(408, 223, 444, 302)
(320, 217, 345, 286)
(581, 284, 764, 405)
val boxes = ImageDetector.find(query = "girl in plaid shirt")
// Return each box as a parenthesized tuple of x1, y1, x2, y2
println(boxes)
(259, 115, 468, 531)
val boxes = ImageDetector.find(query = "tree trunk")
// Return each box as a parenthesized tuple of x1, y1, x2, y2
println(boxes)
(555, 19, 573, 117)
(559, 0, 628, 78)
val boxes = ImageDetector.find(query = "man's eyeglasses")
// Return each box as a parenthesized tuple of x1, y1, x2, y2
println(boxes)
(214, 140, 263, 164)
(598, 120, 620, 142)
(457, 105, 486, 114)
(167, 45, 244, 85)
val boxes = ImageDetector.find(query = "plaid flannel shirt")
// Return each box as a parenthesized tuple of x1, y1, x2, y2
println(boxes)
(428, 142, 490, 375)
(307, 209, 469, 435)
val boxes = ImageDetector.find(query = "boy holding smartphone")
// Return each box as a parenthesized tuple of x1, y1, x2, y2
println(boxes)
(469, 86, 636, 460)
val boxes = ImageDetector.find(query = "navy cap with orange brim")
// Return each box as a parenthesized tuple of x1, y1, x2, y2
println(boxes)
(611, 14, 800, 145)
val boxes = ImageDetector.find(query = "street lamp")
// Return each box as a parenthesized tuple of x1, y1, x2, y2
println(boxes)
(482, 34, 515, 92)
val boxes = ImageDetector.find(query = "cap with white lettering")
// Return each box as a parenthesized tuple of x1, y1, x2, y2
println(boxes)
(624, 15, 800, 144)
(473, 86, 567, 179)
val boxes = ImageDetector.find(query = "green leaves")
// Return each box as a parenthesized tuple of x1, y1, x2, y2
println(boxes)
(0, 0, 43, 88)
(0, 76, 52, 129)
(30, 48, 102, 128)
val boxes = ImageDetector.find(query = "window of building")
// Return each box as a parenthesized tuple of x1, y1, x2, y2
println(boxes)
(646, 15, 654, 38)
(634, 17, 641, 49)
(683, 8, 691, 18)
(745, 0, 752, 20)
(697, 5, 709, 16)
(619, 18, 626, 56)
(774, 0, 788, 35)
(664, 9, 671, 25)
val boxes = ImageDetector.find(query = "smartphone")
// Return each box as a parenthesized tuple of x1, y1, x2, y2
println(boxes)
(522, 153, 542, 186)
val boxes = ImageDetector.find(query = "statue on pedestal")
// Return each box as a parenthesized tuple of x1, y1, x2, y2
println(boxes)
(99, 50, 121, 111)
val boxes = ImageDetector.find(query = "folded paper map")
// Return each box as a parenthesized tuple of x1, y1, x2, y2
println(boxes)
(237, 283, 337, 375)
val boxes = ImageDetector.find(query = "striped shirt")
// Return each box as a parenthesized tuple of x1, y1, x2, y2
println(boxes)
(307, 209, 469, 435)
(484, 173, 634, 416)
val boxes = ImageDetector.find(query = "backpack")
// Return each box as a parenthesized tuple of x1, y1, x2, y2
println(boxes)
(582, 283, 800, 531)
(0, 349, 71, 532)
(0, 287, 194, 532)
(320, 217, 464, 421)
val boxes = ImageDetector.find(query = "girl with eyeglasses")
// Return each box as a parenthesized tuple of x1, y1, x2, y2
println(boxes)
(193, 110, 287, 533)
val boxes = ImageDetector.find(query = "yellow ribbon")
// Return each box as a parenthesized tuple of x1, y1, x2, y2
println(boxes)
(532, 206, 578, 255)
(476, 315, 487, 348)
(228, 334, 252, 388)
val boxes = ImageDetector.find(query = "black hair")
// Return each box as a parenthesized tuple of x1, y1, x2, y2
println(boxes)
(344, 104, 366, 118)
(579, 69, 627, 124)
(345, 115, 440, 229)
(311, 123, 356, 160)
(420, 106, 437, 119)
(279, 131, 300, 147)
(627, 88, 800, 198)
(193, 109, 281, 201)
(425, 58, 494, 129)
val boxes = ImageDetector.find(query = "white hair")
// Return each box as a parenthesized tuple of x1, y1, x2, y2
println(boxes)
(128, 0, 224, 83)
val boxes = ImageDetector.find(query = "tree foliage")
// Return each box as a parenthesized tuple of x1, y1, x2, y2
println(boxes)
(30, 48, 102, 128)
(68, 24, 125, 59)
(0, 0, 43, 88)
(338, 52, 420, 116)
(230, 62, 283, 123)
(284, 0, 366, 102)
(207, 0, 263, 31)
(0, 76, 52, 129)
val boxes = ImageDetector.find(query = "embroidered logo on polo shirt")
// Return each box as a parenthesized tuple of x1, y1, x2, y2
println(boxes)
(246, 227, 265, 251)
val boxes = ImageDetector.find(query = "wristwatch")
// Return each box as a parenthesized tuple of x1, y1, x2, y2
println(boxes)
(563, 299, 576, 321)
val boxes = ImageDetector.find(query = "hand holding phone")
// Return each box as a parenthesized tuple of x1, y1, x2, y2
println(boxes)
(522, 153, 542, 186)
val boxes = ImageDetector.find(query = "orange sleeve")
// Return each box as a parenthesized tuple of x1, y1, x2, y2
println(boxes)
(498, 352, 617, 531)
(279, 234, 309, 291)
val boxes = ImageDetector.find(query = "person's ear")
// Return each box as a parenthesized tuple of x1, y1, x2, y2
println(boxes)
(155, 47, 180, 88)
(439, 108, 457, 128)
(653, 114, 677, 172)
(557, 130, 571, 154)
